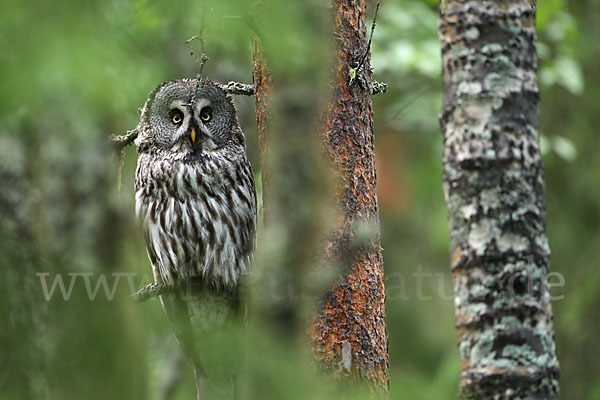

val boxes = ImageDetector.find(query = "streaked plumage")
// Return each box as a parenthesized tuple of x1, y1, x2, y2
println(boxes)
(134, 79, 256, 290)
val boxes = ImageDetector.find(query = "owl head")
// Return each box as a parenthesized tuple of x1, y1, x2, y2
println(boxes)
(135, 79, 243, 156)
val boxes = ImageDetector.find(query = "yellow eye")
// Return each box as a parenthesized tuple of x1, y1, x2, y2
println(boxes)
(201, 111, 211, 122)
(171, 111, 183, 125)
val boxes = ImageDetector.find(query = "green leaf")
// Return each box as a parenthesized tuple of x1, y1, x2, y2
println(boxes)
(553, 135, 577, 161)
(540, 57, 584, 95)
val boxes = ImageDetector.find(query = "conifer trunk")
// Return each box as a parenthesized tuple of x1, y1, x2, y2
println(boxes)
(309, 0, 389, 390)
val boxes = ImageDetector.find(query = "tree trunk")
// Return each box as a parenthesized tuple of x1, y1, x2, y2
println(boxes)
(309, 0, 389, 390)
(439, 1, 560, 398)
(251, 33, 272, 221)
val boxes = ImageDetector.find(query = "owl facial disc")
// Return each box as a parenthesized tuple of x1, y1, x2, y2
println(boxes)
(136, 78, 240, 157)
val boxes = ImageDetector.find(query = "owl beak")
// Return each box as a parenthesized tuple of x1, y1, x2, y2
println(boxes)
(190, 126, 197, 144)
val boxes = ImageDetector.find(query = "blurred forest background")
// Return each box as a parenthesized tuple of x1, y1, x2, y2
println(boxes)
(1, 0, 598, 399)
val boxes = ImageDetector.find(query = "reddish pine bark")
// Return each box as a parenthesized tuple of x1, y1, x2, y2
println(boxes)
(250, 0, 388, 389)
(309, 0, 389, 389)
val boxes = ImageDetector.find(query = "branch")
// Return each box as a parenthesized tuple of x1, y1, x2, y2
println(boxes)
(109, 78, 381, 155)
(130, 280, 232, 303)
(109, 78, 383, 156)
(110, 129, 138, 153)
(223, 80, 386, 96)
(222, 81, 255, 96)
(131, 282, 174, 303)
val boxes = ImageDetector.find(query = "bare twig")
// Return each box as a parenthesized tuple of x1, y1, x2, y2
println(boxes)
(189, 2, 210, 115)
(185, 35, 200, 44)
(186, 34, 210, 78)
(385, 85, 432, 124)
(356, 0, 381, 76)
(347, 1, 383, 89)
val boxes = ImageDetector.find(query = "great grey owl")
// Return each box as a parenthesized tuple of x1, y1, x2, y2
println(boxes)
(135, 78, 256, 288)
(134, 78, 256, 396)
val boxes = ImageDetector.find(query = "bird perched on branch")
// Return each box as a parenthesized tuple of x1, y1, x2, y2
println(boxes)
(134, 79, 256, 398)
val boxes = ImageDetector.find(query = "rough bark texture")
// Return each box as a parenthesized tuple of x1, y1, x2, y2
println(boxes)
(439, 1, 560, 398)
(309, 0, 389, 389)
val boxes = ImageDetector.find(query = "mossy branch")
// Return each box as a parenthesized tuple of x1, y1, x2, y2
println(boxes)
(131, 283, 175, 303)
(130, 280, 235, 303)
(221, 81, 255, 96)
(110, 129, 139, 153)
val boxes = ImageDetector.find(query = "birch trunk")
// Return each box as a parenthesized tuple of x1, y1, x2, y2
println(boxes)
(439, 1, 560, 398)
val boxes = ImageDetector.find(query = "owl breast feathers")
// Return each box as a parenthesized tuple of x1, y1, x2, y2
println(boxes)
(134, 79, 256, 289)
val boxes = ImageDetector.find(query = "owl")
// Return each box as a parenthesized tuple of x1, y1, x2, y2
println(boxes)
(134, 78, 256, 290)
(134, 79, 256, 395)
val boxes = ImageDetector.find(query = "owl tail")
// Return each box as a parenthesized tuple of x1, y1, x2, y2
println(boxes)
(159, 293, 209, 399)
(160, 285, 241, 399)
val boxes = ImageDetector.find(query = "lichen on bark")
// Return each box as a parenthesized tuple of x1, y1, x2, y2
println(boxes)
(439, 1, 560, 398)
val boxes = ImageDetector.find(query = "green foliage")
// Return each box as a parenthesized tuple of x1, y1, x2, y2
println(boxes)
(537, 1, 584, 95)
